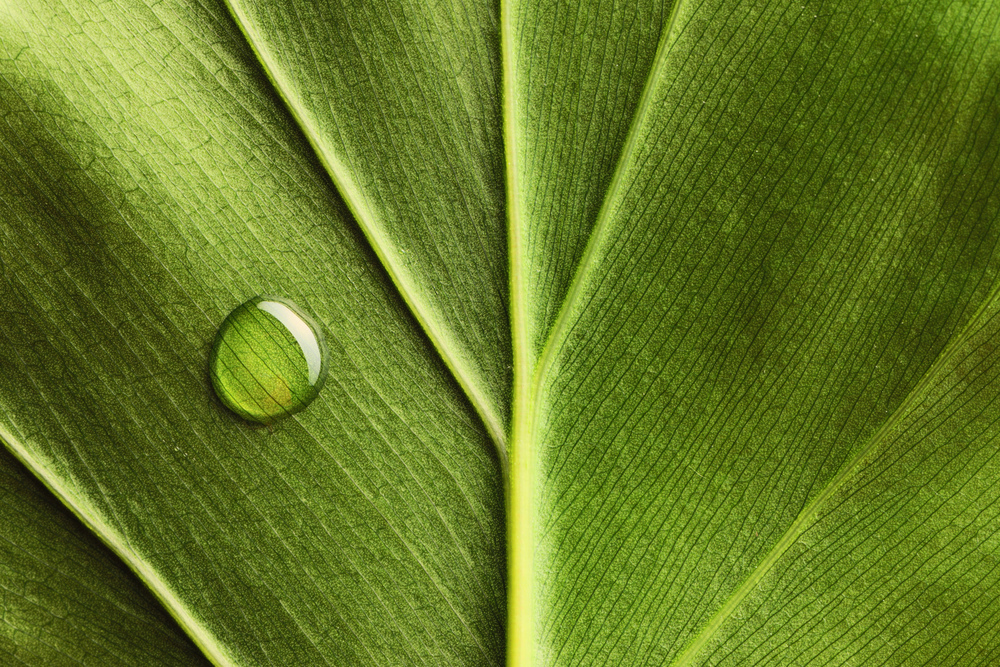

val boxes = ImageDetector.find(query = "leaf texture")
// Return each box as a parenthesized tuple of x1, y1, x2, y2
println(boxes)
(508, 0, 1000, 663)
(1, 0, 1000, 664)
(222, 0, 511, 449)
(0, 0, 504, 663)
(0, 444, 209, 665)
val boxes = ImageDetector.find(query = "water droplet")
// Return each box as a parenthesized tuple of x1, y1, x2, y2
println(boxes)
(209, 296, 329, 424)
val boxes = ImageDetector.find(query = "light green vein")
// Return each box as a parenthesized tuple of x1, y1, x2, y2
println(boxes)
(0, 425, 239, 667)
(505, 4, 688, 664)
(217, 0, 508, 473)
(532, 0, 686, 385)
(502, 0, 534, 662)
(669, 282, 1000, 667)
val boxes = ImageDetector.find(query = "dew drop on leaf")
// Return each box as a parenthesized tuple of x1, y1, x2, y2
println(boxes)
(209, 296, 329, 424)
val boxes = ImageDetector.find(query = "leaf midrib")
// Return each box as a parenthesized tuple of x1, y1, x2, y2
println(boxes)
(504, 1, 688, 664)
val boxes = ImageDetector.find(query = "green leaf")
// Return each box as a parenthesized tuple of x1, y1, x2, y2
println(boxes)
(0, 444, 209, 665)
(0, 1, 504, 663)
(506, 0, 1000, 663)
(2, 0, 1000, 665)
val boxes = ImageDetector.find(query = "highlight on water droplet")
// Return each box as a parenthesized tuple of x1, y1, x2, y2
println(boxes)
(209, 296, 329, 424)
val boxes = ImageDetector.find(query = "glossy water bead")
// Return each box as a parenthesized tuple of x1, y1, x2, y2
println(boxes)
(209, 296, 329, 424)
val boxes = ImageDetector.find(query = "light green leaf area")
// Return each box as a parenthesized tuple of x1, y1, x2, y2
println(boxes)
(0, 0, 503, 664)
(1, 0, 1000, 664)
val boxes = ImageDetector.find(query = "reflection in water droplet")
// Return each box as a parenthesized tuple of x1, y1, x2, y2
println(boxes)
(209, 296, 329, 424)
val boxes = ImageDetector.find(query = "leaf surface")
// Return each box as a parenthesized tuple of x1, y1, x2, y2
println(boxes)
(506, 0, 1000, 663)
(0, 444, 209, 665)
(0, 1, 504, 664)
(222, 0, 511, 448)
(1, 0, 1000, 664)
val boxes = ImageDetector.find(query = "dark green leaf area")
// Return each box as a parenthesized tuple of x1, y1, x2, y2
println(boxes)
(0, 446, 209, 666)
(700, 294, 1000, 666)
(532, 0, 1000, 663)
